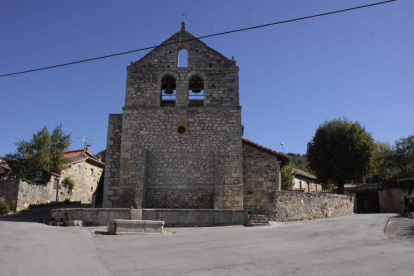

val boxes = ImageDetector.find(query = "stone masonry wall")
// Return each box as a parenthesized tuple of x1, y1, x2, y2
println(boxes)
(0, 179, 20, 204)
(268, 191, 354, 221)
(16, 179, 53, 211)
(51, 208, 248, 227)
(127, 29, 239, 108)
(242, 143, 279, 211)
(222, 184, 243, 209)
(146, 188, 214, 209)
(118, 107, 242, 209)
(0, 178, 54, 211)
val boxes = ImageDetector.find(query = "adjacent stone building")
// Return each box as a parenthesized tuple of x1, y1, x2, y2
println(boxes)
(0, 147, 104, 211)
(103, 23, 290, 210)
(58, 147, 105, 203)
(292, 168, 322, 192)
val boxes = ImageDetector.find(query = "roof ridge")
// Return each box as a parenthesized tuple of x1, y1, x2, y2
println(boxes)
(133, 28, 233, 66)
(242, 137, 291, 162)
(65, 149, 84, 153)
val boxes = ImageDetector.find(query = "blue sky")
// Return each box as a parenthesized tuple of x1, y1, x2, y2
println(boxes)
(0, 0, 413, 156)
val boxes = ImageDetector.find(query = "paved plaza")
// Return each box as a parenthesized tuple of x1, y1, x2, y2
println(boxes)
(1, 210, 413, 276)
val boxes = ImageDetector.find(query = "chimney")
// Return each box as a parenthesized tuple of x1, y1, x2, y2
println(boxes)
(86, 144, 91, 153)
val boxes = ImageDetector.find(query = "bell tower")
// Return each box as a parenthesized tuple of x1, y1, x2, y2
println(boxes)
(104, 23, 243, 210)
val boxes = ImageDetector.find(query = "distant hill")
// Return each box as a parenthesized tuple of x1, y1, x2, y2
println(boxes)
(286, 153, 311, 173)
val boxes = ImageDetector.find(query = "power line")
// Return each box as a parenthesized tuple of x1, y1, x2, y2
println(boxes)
(0, 0, 396, 78)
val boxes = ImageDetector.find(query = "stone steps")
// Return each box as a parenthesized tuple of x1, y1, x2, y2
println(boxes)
(246, 213, 269, 227)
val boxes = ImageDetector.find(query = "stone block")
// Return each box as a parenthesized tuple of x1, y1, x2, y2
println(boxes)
(130, 208, 143, 220)
(108, 219, 164, 235)
(65, 220, 83, 227)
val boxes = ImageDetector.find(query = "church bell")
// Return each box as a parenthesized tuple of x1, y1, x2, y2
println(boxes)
(164, 83, 174, 95)
(191, 80, 202, 93)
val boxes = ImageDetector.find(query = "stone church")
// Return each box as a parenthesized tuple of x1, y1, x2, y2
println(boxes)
(103, 22, 290, 211)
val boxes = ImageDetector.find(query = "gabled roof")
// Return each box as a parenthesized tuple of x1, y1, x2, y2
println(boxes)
(133, 23, 235, 67)
(292, 168, 317, 180)
(242, 137, 291, 164)
(64, 149, 105, 168)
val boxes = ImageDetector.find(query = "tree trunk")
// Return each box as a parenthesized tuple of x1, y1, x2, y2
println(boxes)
(337, 182, 345, 194)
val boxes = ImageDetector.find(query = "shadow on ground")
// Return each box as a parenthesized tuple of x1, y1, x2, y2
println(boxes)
(0, 203, 90, 223)
(385, 215, 414, 241)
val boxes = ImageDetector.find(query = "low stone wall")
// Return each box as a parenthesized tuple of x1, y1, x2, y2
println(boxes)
(17, 180, 52, 211)
(51, 208, 139, 226)
(143, 209, 248, 227)
(268, 191, 354, 222)
(51, 208, 248, 227)
(0, 179, 52, 211)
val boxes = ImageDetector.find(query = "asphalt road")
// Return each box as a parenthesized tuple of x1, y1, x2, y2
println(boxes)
(1, 210, 413, 276)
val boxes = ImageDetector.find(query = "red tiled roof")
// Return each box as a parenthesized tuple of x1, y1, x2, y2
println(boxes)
(64, 149, 105, 168)
(242, 137, 291, 163)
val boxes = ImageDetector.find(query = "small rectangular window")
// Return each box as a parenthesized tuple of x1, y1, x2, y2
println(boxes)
(89, 168, 94, 176)
(77, 165, 82, 174)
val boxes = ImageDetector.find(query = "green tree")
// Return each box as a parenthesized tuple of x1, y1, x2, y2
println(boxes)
(2, 125, 71, 184)
(366, 141, 396, 183)
(281, 165, 296, 190)
(95, 149, 106, 163)
(393, 135, 414, 179)
(307, 118, 374, 194)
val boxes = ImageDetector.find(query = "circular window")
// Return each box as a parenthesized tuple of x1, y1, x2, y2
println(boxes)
(177, 126, 186, 134)
(175, 124, 189, 136)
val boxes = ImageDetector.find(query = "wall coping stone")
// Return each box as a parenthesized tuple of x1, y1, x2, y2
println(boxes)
(274, 191, 352, 199)
(143, 208, 246, 212)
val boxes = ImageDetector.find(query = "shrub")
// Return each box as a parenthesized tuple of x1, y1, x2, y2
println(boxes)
(62, 177, 75, 190)
(408, 190, 414, 210)
(7, 200, 16, 211)
(0, 199, 11, 215)
(403, 190, 414, 213)
(281, 165, 296, 191)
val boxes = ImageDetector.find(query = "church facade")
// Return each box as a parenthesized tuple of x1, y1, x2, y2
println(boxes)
(103, 23, 290, 211)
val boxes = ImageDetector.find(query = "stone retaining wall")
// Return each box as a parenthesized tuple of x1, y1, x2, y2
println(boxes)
(268, 191, 354, 222)
(51, 208, 248, 227)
